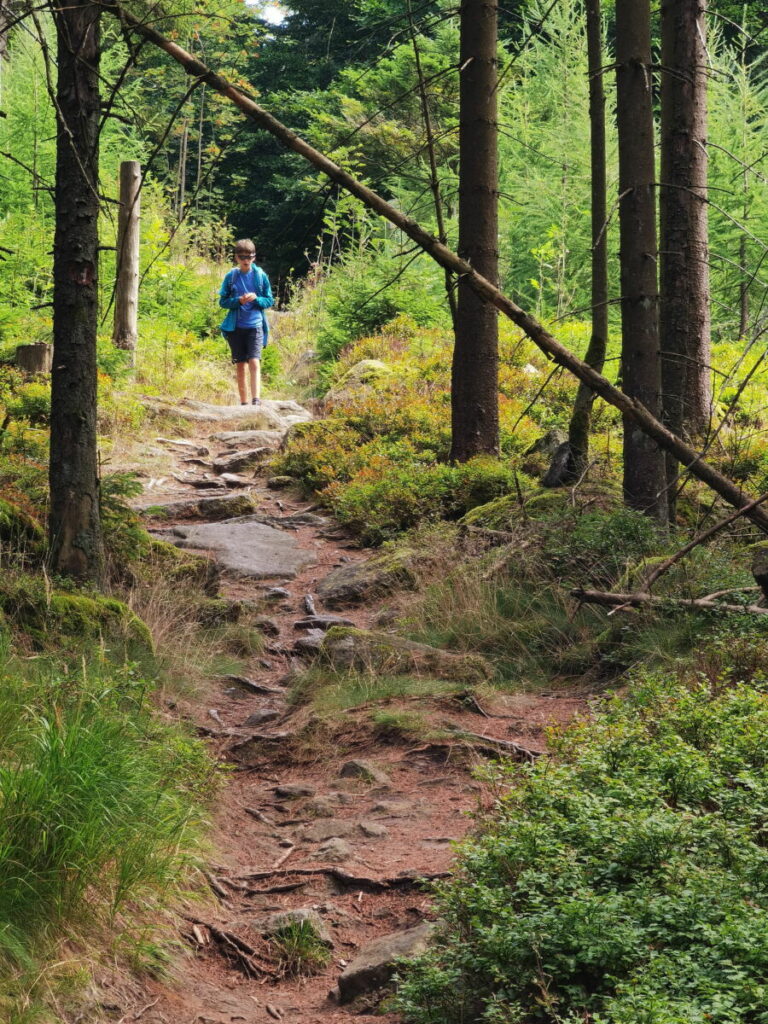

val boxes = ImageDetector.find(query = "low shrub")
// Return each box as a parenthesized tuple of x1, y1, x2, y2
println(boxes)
(396, 674, 768, 1024)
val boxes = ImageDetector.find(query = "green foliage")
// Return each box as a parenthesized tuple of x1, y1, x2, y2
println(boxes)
(270, 919, 332, 978)
(0, 655, 212, 971)
(4, 382, 50, 427)
(396, 674, 768, 1024)
(326, 458, 518, 545)
(0, 574, 153, 657)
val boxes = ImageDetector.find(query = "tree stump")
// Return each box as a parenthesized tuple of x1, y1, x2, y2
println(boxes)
(15, 343, 52, 374)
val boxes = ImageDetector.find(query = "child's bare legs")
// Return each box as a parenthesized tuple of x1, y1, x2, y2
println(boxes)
(235, 361, 248, 403)
(249, 358, 261, 402)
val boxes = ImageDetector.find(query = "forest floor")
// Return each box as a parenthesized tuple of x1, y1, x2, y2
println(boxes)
(104, 403, 585, 1024)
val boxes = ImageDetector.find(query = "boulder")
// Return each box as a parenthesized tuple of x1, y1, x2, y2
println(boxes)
(316, 547, 420, 608)
(212, 447, 272, 474)
(337, 922, 434, 1004)
(142, 396, 311, 431)
(209, 429, 284, 448)
(141, 492, 259, 521)
(322, 628, 493, 685)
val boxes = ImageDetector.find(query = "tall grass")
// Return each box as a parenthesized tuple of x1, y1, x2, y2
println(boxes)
(0, 653, 213, 972)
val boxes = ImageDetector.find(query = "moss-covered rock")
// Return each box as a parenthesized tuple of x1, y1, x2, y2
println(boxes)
(0, 575, 153, 655)
(461, 482, 622, 533)
(321, 626, 494, 685)
(144, 539, 220, 595)
(141, 492, 259, 522)
(316, 547, 420, 608)
(0, 498, 45, 553)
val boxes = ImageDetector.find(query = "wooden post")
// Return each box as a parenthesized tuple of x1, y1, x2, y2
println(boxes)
(112, 159, 141, 363)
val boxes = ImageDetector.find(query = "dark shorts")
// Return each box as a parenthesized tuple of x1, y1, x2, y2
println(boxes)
(223, 325, 263, 363)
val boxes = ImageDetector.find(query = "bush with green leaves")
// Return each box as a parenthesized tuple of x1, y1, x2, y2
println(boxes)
(396, 673, 768, 1024)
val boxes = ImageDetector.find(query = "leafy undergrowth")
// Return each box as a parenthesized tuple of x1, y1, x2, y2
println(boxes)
(396, 672, 768, 1024)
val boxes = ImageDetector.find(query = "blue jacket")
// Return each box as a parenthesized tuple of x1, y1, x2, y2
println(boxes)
(218, 265, 273, 344)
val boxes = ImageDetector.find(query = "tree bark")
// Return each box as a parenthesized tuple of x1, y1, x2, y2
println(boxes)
(450, 0, 499, 462)
(616, 0, 668, 524)
(112, 159, 141, 362)
(660, 0, 711, 518)
(551, 0, 608, 485)
(105, 3, 768, 534)
(49, 0, 104, 583)
(16, 342, 52, 374)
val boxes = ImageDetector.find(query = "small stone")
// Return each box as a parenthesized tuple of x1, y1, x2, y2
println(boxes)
(358, 821, 388, 838)
(267, 476, 295, 490)
(253, 615, 280, 637)
(302, 819, 354, 843)
(293, 615, 356, 631)
(371, 800, 412, 817)
(311, 838, 352, 863)
(241, 709, 281, 728)
(264, 587, 291, 601)
(302, 797, 337, 818)
(339, 759, 391, 787)
(274, 782, 316, 799)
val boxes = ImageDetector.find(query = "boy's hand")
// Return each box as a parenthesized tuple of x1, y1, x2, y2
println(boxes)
(239, 292, 257, 304)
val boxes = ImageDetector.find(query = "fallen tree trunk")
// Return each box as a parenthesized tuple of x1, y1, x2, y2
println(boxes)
(572, 588, 768, 616)
(107, 2, 768, 533)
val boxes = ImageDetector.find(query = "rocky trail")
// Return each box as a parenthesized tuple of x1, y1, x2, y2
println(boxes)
(108, 398, 584, 1024)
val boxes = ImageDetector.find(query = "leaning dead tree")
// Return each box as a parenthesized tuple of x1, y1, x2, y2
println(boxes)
(106, 1, 768, 533)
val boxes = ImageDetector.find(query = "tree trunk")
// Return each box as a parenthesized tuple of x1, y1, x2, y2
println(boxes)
(105, 4, 768, 534)
(616, 0, 668, 524)
(112, 159, 141, 363)
(551, 0, 608, 485)
(660, 0, 711, 517)
(450, 0, 499, 462)
(49, 0, 104, 583)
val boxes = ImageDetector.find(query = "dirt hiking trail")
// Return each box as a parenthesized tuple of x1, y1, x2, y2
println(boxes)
(108, 399, 584, 1024)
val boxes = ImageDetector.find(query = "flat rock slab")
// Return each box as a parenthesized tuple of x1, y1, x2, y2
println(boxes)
(210, 429, 284, 448)
(168, 521, 317, 579)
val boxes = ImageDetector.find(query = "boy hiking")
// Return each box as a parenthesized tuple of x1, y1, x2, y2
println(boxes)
(219, 239, 274, 405)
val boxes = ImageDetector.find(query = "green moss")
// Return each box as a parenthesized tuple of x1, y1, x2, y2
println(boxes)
(144, 539, 219, 595)
(0, 576, 153, 656)
(461, 482, 622, 532)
